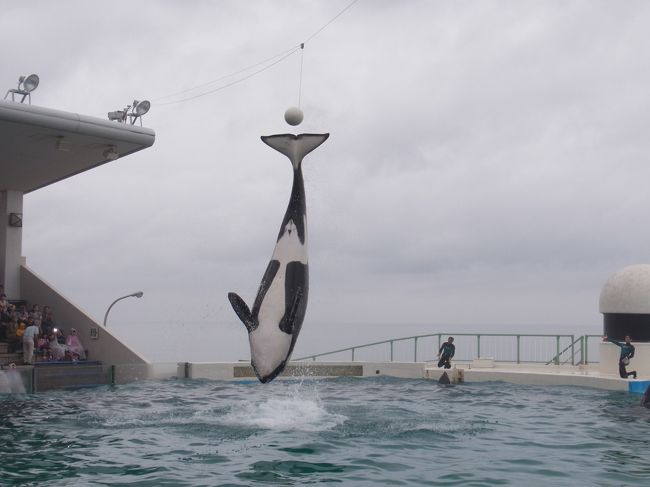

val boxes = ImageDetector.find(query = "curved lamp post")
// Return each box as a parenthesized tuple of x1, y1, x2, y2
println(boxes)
(103, 291, 143, 328)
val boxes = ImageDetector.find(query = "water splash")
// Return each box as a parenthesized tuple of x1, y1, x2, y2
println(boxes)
(221, 382, 347, 432)
(0, 366, 26, 394)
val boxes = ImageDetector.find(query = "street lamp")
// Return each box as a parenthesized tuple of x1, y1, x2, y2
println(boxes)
(103, 291, 144, 328)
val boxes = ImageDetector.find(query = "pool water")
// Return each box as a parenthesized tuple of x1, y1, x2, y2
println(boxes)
(2, 377, 650, 486)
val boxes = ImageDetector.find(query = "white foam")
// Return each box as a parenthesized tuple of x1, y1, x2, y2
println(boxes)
(220, 384, 347, 432)
(0, 369, 26, 394)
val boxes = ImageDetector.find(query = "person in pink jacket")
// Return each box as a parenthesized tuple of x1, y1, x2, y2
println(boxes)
(65, 328, 86, 360)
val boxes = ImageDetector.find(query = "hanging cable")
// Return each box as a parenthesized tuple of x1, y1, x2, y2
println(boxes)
(303, 0, 362, 44)
(157, 47, 302, 105)
(152, 0, 362, 107)
(152, 45, 301, 103)
(298, 43, 305, 108)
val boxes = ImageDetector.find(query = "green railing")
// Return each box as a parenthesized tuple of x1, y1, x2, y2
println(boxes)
(295, 333, 602, 365)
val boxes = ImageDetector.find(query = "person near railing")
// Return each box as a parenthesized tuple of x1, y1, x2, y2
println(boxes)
(437, 336, 455, 369)
(604, 335, 637, 379)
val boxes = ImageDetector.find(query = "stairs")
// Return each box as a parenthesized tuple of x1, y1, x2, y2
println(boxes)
(0, 341, 22, 366)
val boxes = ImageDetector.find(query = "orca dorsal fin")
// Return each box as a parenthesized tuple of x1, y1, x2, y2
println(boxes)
(261, 133, 329, 170)
(228, 292, 258, 333)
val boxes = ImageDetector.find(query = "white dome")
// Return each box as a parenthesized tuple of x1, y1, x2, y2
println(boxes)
(599, 264, 650, 314)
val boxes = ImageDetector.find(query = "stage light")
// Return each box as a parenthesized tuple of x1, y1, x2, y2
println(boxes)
(128, 100, 151, 125)
(107, 99, 151, 126)
(21, 74, 39, 92)
(4, 73, 40, 103)
(133, 100, 150, 117)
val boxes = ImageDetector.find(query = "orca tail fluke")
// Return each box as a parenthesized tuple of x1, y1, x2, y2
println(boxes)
(261, 133, 329, 170)
(228, 292, 257, 333)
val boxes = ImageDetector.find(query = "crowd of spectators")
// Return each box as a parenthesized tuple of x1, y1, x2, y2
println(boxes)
(0, 286, 86, 365)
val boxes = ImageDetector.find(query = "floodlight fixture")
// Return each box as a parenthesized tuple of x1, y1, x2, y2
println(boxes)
(107, 99, 151, 126)
(21, 74, 39, 92)
(4, 73, 40, 103)
(128, 100, 151, 126)
(133, 100, 150, 116)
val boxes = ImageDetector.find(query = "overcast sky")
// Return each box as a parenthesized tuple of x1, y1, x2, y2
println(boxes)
(3, 0, 650, 362)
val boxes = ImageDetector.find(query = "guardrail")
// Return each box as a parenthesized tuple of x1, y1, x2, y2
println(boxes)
(295, 333, 602, 365)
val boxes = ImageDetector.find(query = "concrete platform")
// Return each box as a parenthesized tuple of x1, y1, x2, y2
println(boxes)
(179, 360, 650, 394)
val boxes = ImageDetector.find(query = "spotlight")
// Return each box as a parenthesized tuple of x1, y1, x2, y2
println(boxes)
(21, 74, 39, 92)
(107, 99, 151, 126)
(4, 73, 40, 104)
(128, 100, 150, 126)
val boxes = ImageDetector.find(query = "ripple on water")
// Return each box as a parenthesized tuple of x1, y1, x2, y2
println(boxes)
(1, 378, 650, 486)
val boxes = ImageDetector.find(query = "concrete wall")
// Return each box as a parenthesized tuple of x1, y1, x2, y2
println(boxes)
(461, 368, 628, 391)
(180, 361, 427, 381)
(20, 265, 147, 366)
(0, 190, 23, 299)
(599, 341, 650, 377)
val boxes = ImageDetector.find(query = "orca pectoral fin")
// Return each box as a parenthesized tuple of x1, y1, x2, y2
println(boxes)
(279, 287, 304, 335)
(228, 292, 257, 333)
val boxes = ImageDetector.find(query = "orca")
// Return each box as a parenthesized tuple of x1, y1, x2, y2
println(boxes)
(438, 371, 451, 385)
(228, 133, 329, 383)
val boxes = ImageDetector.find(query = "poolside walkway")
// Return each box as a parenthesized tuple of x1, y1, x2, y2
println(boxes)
(425, 359, 650, 393)
(179, 360, 649, 394)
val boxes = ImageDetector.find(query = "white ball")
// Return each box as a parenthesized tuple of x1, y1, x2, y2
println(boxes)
(284, 107, 304, 126)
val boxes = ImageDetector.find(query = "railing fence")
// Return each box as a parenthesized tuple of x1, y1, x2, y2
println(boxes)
(295, 333, 603, 365)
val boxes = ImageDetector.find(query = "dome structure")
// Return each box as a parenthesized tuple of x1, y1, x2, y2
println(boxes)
(600, 264, 650, 341)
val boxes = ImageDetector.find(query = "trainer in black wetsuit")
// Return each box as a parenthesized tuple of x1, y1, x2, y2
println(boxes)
(606, 335, 637, 379)
(437, 337, 455, 369)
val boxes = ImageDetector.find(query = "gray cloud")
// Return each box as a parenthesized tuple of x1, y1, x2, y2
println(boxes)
(5, 0, 650, 361)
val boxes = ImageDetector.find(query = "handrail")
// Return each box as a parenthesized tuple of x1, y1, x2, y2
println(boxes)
(294, 332, 597, 364)
(546, 335, 579, 365)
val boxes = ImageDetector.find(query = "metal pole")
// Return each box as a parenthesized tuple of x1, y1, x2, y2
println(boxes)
(352, 348, 355, 362)
(585, 336, 589, 365)
(390, 341, 394, 362)
(517, 335, 520, 364)
(571, 335, 575, 366)
(555, 336, 560, 365)
(414, 337, 418, 362)
(477, 335, 481, 359)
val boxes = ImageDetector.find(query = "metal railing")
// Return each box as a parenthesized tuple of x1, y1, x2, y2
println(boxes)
(295, 333, 602, 365)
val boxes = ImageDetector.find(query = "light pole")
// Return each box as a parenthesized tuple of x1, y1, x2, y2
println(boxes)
(103, 291, 144, 328)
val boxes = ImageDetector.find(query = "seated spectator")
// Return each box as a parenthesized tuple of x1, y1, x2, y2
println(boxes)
(41, 306, 55, 335)
(15, 321, 26, 343)
(6, 316, 20, 353)
(16, 305, 28, 323)
(49, 331, 67, 361)
(65, 328, 86, 360)
(0, 297, 11, 339)
(29, 304, 41, 321)
(34, 334, 50, 360)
